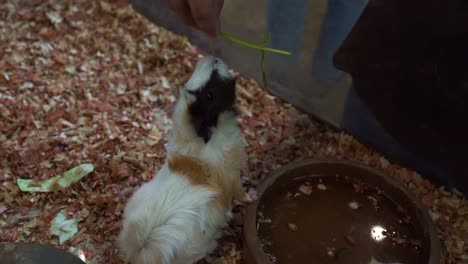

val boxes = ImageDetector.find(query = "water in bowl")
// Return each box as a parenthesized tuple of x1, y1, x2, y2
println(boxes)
(256, 174, 429, 264)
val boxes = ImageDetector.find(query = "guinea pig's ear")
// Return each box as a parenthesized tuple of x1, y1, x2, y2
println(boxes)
(180, 86, 196, 103)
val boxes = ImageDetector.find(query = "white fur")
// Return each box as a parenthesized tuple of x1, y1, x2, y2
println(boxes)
(184, 56, 231, 92)
(118, 57, 246, 264)
(118, 166, 227, 264)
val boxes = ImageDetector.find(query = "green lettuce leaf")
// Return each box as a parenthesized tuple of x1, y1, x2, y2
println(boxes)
(17, 164, 94, 192)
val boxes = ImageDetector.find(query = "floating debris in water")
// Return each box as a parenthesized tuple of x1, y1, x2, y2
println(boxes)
(345, 235, 356, 246)
(348, 201, 360, 209)
(317, 183, 327, 191)
(258, 218, 272, 224)
(298, 182, 313, 195)
(326, 247, 336, 258)
(287, 223, 298, 232)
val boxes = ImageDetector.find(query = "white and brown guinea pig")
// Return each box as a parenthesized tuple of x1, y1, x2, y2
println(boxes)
(117, 56, 248, 264)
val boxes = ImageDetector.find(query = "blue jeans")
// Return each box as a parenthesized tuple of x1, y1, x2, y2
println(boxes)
(267, 0, 367, 80)
(342, 86, 451, 188)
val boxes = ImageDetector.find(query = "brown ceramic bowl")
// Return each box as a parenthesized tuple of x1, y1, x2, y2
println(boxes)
(243, 158, 441, 264)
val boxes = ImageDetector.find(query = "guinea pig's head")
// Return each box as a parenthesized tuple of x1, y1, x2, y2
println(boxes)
(182, 56, 236, 143)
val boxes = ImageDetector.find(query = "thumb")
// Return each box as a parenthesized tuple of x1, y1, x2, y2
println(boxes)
(188, 0, 224, 38)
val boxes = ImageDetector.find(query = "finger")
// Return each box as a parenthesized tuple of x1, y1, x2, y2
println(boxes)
(187, 0, 224, 37)
(168, 0, 196, 27)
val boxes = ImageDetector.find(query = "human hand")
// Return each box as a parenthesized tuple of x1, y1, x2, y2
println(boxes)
(167, 0, 224, 38)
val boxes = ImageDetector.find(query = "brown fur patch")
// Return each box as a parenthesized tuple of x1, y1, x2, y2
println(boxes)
(168, 154, 210, 186)
(223, 146, 248, 201)
(168, 154, 231, 209)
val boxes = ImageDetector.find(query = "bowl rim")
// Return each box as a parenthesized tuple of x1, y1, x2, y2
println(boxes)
(243, 157, 441, 264)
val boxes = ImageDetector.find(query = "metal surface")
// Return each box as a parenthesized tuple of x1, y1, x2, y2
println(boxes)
(0, 243, 86, 264)
(129, 0, 468, 195)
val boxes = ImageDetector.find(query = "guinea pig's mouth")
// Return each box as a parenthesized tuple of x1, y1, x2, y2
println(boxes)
(184, 56, 232, 93)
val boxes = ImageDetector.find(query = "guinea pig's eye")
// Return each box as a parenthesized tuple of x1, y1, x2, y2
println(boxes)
(206, 92, 214, 101)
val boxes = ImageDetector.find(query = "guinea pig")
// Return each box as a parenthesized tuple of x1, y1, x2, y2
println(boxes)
(117, 56, 247, 264)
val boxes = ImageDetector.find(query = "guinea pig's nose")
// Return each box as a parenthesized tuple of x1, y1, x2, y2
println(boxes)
(214, 58, 220, 64)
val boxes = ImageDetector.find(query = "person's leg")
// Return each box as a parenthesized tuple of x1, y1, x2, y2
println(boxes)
(265, 0, 309, 80)
(311, 0, 367, 81)
(267, 0, 309, 59)
(341, 85, 453, 189)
